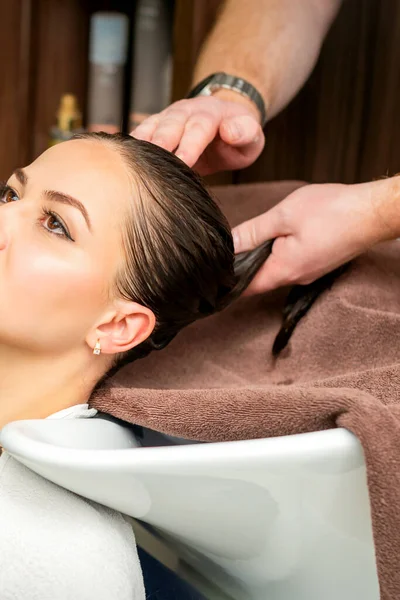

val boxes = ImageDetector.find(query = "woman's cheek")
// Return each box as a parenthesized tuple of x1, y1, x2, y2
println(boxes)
(15, 248, 104, 309)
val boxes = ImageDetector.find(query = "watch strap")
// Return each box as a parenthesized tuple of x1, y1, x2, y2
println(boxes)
(186, 72, 267, 127)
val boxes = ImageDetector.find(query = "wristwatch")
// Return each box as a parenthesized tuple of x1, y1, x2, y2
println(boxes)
(186, 72, 267, 127)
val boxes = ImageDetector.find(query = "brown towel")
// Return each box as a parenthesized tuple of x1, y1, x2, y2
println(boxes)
(92, 181, 400, 600)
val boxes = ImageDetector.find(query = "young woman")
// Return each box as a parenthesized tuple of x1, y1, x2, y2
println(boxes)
(0, 132, 272, 599)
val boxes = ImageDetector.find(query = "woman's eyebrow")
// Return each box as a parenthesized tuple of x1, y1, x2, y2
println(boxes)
(13, 168, 28, 186)
(43, 190, 92, 231)
(12, 167, 92, 232)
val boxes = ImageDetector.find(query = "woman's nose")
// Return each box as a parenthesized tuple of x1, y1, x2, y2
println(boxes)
(0, 207, 11, 250)
(0, 218, 7, 250)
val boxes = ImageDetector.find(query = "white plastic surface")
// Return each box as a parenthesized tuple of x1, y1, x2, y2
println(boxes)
(0, 420, 379, 600)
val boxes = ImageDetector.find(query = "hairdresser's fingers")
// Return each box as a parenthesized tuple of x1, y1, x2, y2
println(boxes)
(175, 114, 219, 167)
(219, 115, 263, 148)
(243, 250, 292, 295)
(192, 115, 264, 174)
(195, 135, 265, 175)
(148, 107, 191, 152)
(131, 115, 161, 142)
(243, 234, 305, 295)
(232, 207, 289, 254)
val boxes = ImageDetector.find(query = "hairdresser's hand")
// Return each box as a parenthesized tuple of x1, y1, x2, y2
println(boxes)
(232, 181, 392, 294)
(131, 92, 264, 175)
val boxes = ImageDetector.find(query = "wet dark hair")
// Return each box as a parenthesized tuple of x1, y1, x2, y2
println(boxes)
(74, 132, 345, 376)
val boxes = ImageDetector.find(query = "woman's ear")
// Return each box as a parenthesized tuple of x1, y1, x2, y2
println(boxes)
(87, 301, 156, 355)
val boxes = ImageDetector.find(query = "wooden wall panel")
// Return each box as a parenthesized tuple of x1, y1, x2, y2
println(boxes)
(0, 0, 33, 179)
(172, 0, 221, 101)
(237, 0, 378, 185)
(358, 1, 400, 181)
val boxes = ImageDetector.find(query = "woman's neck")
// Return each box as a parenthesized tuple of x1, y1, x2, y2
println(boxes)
(0, 345, 96, 429)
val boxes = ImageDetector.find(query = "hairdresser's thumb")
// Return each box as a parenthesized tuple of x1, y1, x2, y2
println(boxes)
(220, 115, 263, 147)
(232, 222, 258, 254)
(233, 209, 281, 254)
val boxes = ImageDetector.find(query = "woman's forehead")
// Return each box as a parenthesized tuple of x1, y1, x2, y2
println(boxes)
(26, 139, 132, 223)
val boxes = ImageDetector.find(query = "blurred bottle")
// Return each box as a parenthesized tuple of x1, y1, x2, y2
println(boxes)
(87, 12, 129, 133)
(49, 94, 83, 146)
(129, 0, 173, 131)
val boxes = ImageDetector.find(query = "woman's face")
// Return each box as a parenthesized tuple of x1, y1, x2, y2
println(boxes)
(0, 139, 131, 354)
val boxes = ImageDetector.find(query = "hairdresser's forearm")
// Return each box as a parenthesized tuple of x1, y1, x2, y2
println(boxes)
(365, 176, 400, 245)
(193, 0, 342, 119)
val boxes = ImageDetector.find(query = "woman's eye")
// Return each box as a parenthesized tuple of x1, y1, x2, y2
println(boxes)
(43, 213, 67, 237)
(41, 210, 74, 241)
(0, 185, 19, 203)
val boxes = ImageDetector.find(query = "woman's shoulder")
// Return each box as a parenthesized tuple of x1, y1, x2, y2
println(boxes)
(0, 454, 145, 600)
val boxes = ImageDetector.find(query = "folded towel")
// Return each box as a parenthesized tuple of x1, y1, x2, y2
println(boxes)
(92, 181, 400, 600)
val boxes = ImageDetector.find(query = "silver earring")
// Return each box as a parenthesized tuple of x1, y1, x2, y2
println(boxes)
(93, 340, 101, 356)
